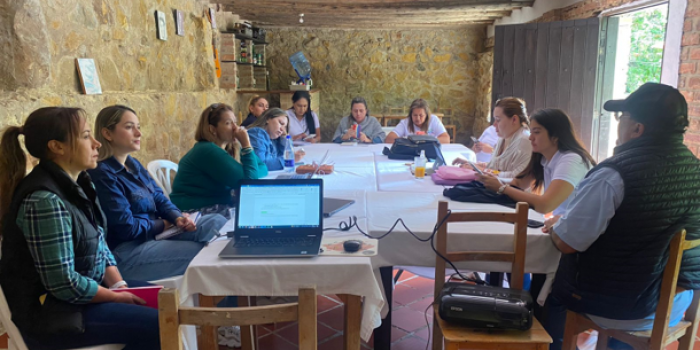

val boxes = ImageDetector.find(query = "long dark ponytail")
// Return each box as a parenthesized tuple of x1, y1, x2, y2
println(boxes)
(291, 91, 315, 134)
(516, 108, 596, 191)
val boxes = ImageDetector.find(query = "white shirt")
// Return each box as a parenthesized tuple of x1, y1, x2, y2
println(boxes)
(286, 110, 320, 138)
(487, 127, 532, 178)
(542, 151, 592, 216)
(476, 125, 498, 163)
(390, 115, 447, 139)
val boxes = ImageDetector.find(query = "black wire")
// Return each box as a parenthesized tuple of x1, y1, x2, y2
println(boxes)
(323, 212, 486, 285)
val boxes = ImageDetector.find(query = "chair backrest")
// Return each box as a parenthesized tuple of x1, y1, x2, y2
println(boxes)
(649, 230, 700, 349)
(433, 201, 529, 297)
(147, 160, 178, 198)
(0, 285, 29, 350)
(158, 287, 318, 350)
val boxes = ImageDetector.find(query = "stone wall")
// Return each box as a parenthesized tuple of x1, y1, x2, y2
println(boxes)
(264, 28, 486, 143)
(679, 0, 700, 157)
(0, 0, 236, 164)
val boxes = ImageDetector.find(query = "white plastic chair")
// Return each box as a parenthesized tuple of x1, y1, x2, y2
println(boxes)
(0, 285, 123, 350)
(147, 160, 178, 198)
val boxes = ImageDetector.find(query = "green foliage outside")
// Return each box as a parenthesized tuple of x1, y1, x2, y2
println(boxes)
(626, 7, 668, 93)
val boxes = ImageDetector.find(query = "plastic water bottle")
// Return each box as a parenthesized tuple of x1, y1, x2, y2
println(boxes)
(284, 135, 295, 172)
(415, 150, 427, 179)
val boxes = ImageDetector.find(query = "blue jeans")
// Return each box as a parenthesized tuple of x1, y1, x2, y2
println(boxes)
(113, 214, 226, 281)
(23, 281, 159, 350)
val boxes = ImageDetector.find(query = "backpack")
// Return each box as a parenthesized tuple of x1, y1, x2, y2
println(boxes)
(382, 135, 441, 160)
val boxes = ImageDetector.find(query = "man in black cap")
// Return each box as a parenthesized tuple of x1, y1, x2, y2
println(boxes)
(542, 83, 700, 350)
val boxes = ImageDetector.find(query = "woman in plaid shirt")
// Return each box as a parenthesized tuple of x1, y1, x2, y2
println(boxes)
(0, 107, 159, 349)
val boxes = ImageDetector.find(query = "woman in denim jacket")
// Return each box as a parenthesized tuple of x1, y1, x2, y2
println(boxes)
(248, 108, 305, 171)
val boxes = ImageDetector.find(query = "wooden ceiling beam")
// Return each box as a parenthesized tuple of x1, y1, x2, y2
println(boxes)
(233, 12, 509, 21)
(221, 0, 533, 12)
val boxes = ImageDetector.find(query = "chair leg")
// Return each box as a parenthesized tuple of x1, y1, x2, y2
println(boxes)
(595, 331, 609, 350)
(562, 311, 580, 350)
(432, 317, 443, 350)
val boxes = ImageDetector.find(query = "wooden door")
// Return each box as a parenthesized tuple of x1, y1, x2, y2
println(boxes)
(492, 18, 601, 151)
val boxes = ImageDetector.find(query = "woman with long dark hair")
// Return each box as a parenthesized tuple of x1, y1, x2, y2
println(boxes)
(332, 96, 386, 143)
(0, 107, 159, 349)
(477, 108, 596, 215)
(286, 91, 321, 143)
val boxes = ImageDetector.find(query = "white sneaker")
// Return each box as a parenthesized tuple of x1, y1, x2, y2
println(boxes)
(217, 326, 241, 348)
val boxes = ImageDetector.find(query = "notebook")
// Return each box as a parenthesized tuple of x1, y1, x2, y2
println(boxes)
(155, 212, 201, 241)
(219, 179, 324, 258)
(112, 285, 163, 309)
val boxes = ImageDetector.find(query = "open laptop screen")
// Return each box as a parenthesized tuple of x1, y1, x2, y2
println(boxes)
(237, 182, 321, 229)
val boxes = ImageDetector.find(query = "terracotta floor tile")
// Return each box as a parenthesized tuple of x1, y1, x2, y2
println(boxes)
(318, 334, 344, 350)
(414, 325, 432, 342)
(317, 294, 342, 313)
(256, 333, 298, 350)
(327, 294, 342, 303)
(392, 326, 410, 343)
(257, 325, 271, 337)
(402, 276, 435, 291)
(262, 321, 297, 332)
(275, 321, 339, 344)
(666, 341, 679, 350)
(406, 296, 436, 313)
(394, 269, 416, 282)
(394, 284, 432, 306)
(393, 307, 433, 333)
(318, 305, 345, 331)
(392, 336, 429, 350)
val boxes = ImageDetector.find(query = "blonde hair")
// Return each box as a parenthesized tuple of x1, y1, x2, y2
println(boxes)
(195, 103, 240, 161)
(94, 105, 137, 161)
(494, 97, 529, 126)
(249, 108, 289, 133)
(248, 95, 267, 111)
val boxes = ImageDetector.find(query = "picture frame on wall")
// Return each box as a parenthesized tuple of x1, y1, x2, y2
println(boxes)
(208, 8, 217, 29)
(75, 58, 102, 95)
(155, 10, 167, 40)
(174, 10, 184, 36)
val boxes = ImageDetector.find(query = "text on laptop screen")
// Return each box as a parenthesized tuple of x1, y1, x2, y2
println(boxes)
(238, 184, 321, 229)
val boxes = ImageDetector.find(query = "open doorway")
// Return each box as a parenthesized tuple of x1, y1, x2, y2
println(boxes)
(595, 3, 669, 160)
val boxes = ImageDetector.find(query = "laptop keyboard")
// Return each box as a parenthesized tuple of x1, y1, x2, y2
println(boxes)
(234, 237, 317, 248)
(275, 173, 312, 180)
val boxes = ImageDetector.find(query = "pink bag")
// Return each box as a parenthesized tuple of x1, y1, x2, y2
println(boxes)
(435, 166, 478, 181)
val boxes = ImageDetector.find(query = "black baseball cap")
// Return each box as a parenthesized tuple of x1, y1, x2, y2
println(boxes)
(603, 83, 688, 133)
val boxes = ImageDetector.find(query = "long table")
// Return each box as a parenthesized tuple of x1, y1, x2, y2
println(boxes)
(180, 143, 561, 350)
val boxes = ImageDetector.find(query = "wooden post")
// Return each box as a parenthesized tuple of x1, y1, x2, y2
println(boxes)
(299, 288, 318, 350)
(159, 288, 183, 350)
(341, 294, 362, 350)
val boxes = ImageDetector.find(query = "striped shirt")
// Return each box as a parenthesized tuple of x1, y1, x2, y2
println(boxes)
(17, 190, 116, 304)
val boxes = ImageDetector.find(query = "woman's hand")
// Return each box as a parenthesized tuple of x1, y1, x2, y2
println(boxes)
(342, 128, 356, 141)
(542, 215, 562, 234)
(476, 173, 502, 192)
(307, 136, 319, 143)
(479, 143, 494, 154)
(473, 142, 483, 152)
(452, 157, 468, 166)
(234, 126, 251, 148)
(293, 133, 307, 141)
(113, 291, 146, 305)
(359, 132, 371, 143)
(294, 149, 305, 162)
(175, 216, 196, 232)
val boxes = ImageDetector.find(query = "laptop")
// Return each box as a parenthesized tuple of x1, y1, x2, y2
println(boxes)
(323, 198, 355, 218)
(219, 179, 324, 258)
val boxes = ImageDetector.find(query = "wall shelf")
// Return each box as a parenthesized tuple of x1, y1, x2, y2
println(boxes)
(220, 31, 268, 45)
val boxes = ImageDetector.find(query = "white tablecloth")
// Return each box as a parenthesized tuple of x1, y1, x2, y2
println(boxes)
(180, 143, 561, 343)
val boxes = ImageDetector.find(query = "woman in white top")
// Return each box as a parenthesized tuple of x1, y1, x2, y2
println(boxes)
(286, 91, 321, 143)
(384, 98, 450, 144)
(474, 120, 498, 163)
(454, 97, 532, 178)
(478, 108, 596, 215)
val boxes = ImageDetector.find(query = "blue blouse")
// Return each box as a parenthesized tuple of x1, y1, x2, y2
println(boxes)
(88, 156, 182, 249)
(248, 127, 286, 171)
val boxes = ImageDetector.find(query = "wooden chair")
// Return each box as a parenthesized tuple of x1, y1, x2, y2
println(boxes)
(444, 125, 457, 143)
(159, 287, 318, 350)
(432, 201, 552, 350)
(562, 230, 700, 350)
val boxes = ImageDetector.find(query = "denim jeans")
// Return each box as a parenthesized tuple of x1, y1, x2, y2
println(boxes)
(22, 281, 159, 350)
(113, 214, 226, 281)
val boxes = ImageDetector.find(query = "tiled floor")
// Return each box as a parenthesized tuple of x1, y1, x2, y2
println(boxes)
(220, 269, 700, 350)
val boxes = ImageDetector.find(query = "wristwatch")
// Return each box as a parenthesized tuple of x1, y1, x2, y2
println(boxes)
(497, 184, 508, 195)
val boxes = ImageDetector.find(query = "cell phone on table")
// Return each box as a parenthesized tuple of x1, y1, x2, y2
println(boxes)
(527, 219, 544, 228)
(470, 136, 479, 143)
(303, 134, 316, 141)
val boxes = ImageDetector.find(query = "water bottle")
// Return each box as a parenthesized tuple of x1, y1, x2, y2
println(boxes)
(415, 150, 427, 179)
(284, 135, 295, 172)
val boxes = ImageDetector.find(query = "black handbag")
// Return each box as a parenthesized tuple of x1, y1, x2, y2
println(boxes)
(442, 182, 518, 208)
(35, 294, 85, 335)
(383, 135, 441, 160)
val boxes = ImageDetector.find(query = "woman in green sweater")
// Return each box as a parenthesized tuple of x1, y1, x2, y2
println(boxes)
(171, 103, 268, 211)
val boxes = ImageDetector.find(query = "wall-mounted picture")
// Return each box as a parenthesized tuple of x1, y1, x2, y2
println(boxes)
(75, 58, 102, 95)
(208, 8, 217, 29)
(155, 10, 167, 40)
(175, 10, 184, 36)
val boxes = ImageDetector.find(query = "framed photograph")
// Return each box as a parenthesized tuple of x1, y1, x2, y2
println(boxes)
(75, 58, 102, 95)
(174, 10, 184, 36)
(208, 8, 217, 29)
(155, 10, 167, 40)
